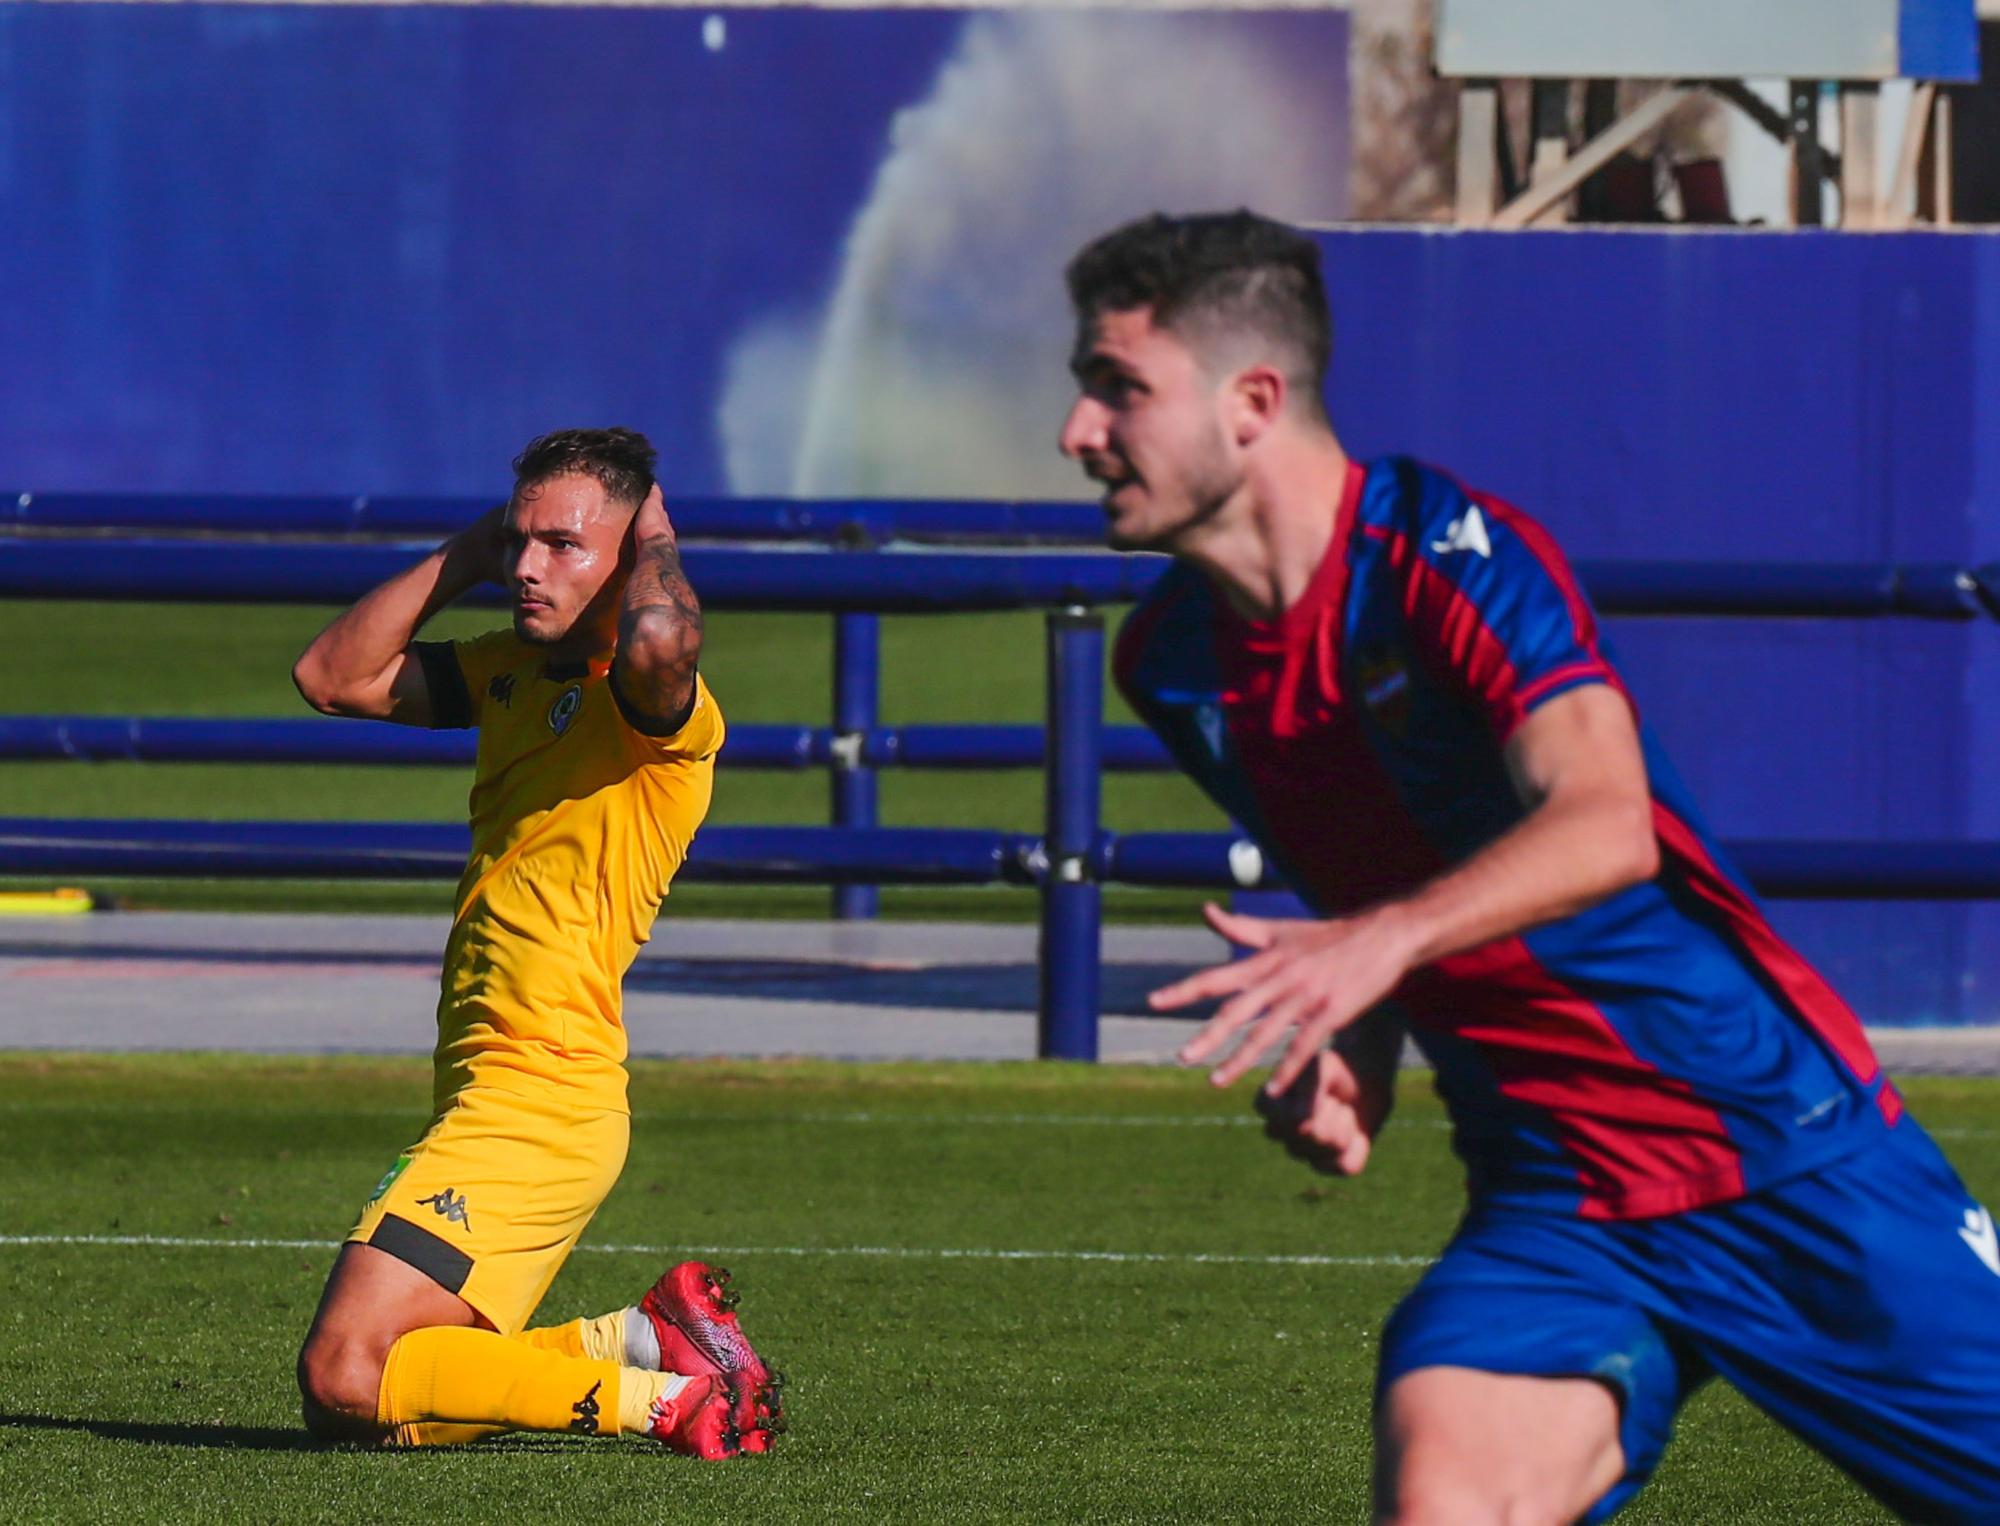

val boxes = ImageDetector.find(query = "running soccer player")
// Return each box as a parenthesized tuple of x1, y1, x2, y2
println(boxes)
(291, 429, 780, 1456)
(1061, 213, 2000, 1521)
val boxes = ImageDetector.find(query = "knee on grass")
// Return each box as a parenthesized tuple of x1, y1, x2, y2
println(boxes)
(296, 1333, 389, 1438)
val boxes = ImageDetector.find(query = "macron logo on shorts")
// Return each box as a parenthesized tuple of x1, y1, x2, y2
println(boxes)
(1959, 1206, 2000, 1277)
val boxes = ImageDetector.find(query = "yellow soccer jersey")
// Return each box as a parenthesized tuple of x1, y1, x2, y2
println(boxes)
(415, 629, 723, 1110)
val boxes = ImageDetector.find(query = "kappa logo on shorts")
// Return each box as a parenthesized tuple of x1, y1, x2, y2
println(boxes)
(569, 1379, 603, 1434)
(487, 673, 516, 708)
(416, 1187, 473, 1233)
(548, 683, 583, 736)
(1959, 1206, 2000, 1277)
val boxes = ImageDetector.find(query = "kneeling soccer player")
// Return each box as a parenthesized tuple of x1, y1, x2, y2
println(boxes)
(291, 428, 780, 1456)
(1063, 212, 2000, 1521)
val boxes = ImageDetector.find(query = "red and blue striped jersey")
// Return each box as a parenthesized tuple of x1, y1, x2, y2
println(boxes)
(1115, 457, 1902, 1220)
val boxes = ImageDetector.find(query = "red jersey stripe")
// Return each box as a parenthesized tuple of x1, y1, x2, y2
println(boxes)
(1651, 803, 1883, 1088)
(1407, 938, 1747, 1218)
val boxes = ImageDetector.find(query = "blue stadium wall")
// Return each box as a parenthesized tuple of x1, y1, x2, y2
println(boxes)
(1320, 229, 2000, 1026)
(3, 3, 1999, 1022)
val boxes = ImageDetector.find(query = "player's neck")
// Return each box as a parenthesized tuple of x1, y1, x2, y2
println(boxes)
(541, 610, 619, 669)
(1180, 429, 1350, 624)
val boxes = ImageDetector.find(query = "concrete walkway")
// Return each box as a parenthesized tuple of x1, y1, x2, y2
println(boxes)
(0, 910, 1213, 1064)
(1, 910, 1995, 1074)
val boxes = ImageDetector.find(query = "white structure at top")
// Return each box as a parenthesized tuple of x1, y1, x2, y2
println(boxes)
(1436, 0, 1978, 229)
(1440, 0, 1909, 81)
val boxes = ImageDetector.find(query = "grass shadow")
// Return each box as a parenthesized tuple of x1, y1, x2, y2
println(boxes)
(0, 1410, 321, 1451)
(0, 1411, 594, 1455)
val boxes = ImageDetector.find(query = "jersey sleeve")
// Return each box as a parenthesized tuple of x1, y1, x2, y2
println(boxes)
(1399, 481, 1620, 744)
(417, 629, 520, 730)
(612, 670, 725, 761)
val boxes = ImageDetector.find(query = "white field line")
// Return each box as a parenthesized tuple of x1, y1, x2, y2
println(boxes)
(0, 1105, 1456, 1129)
(12, 1100, 1992, 1141)
(0, 1112, 1256, 1136)
(0, 1232, 1433, 1270)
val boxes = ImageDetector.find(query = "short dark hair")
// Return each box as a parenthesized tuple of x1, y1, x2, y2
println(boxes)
(511, 427, 658, 507)
(1065, 211, 1331, 412)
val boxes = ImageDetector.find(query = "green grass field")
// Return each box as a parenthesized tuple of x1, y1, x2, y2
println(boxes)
(7, 1054, 1988, 1520)
(0, 599, 1222, 920)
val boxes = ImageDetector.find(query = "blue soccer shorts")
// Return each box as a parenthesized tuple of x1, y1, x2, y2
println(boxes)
(1377, 1120, 2000, 1522)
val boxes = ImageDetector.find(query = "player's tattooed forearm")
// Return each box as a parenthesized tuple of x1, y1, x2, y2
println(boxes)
(626, 538, 704, 635)
(621, 536, 704, 708)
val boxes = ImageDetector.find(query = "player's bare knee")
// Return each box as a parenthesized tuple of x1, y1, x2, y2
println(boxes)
(1378, 1470, 1582, 1526)
(296, 1331, 386, 1431)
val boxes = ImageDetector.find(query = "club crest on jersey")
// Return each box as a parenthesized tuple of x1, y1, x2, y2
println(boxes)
(1357, 648, 1413, 736)
(548, 683, 583, 736)
(1195, 702, 1227, 763)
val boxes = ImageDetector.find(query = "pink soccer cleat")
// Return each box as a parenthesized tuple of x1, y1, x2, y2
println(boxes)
(639, 1261, 785, 1451)
(644, 1372, 743, 1460)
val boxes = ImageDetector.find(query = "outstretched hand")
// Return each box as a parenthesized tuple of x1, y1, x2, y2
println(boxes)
(1254, 1047, 1392, 1176)
(1153, 901, 1416, 1093)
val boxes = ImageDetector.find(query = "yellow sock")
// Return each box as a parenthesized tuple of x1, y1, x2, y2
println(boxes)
(517, 1311, 629, 1364)
(516, 1320, 586, 1357)
(616, 1366, 684, 1435)
(377, 1327, 625, 1438)
(383, 1319, 626, 1446)
(386, 1421, 505, 1448)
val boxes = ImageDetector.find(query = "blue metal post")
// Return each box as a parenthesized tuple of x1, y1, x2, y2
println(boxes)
(832, 611, 881, 919)
(1040, 606, 1103, 1060)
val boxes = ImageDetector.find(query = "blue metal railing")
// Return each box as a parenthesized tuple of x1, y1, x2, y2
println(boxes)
(0, 491, 1109, 545)
(7, 534, 2000, 619)
(10, 495, 2000, 1057)
(0, 715, 1179, 770)
(5, 818, 1999, 902)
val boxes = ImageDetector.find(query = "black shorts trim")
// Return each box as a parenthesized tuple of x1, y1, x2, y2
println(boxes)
(368, 1212, 473, 1295)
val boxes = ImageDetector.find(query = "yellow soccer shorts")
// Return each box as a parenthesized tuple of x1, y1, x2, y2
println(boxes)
(347, 1080, 630, 1336)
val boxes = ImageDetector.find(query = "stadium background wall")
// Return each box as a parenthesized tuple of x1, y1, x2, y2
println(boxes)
(4, 3, 2000, 1022)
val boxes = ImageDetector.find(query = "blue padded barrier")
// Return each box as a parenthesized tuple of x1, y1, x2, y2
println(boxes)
(1, 492, 1110, 545)
(0, 716, 1176, 771)
(7, 536, 1999, 620)
(1041, 609, 1105, 1060)
(0, 818, 1040, 885)
(0, 716, 476, 766)
(7, 818, 2000, 901)
(1100, 833, 2000, 902)
(832, 608, 882, 919)
(0, 538, 1168, 612)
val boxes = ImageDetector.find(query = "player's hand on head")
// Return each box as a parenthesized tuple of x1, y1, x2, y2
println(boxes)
(631, 483, 673, 544)
(1155, 901, 1416, 1094)
(453, 502, 510, 587)
(1254, 1048, 1384, 1176)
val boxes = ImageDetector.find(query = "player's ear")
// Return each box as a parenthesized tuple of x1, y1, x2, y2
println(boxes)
(1227, 364, 1287, 448)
